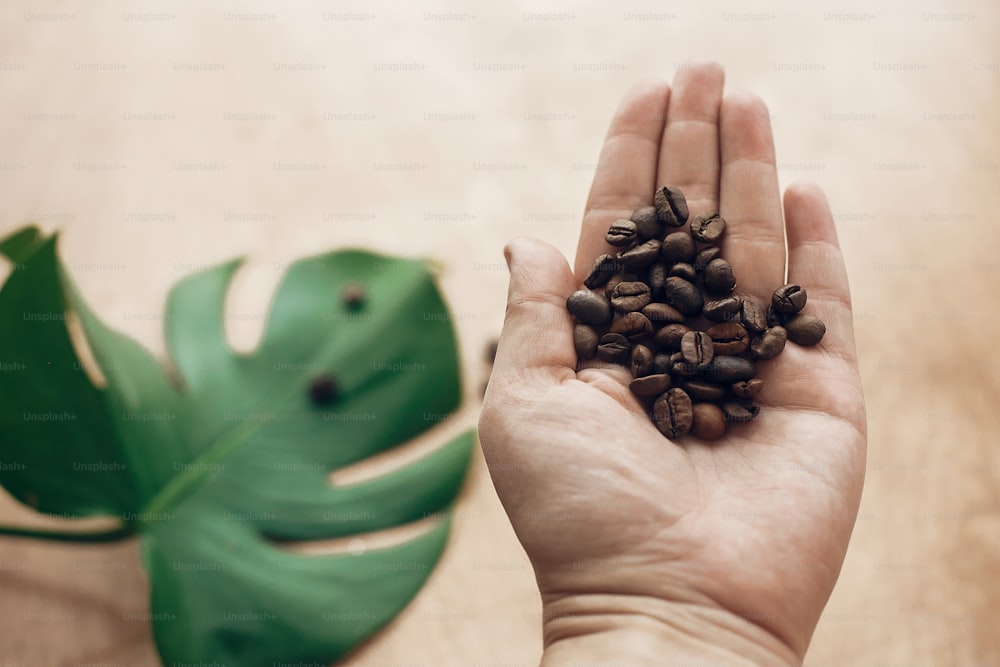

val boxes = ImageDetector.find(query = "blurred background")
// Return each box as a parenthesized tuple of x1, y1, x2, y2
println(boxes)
(1, 0, 999, 664)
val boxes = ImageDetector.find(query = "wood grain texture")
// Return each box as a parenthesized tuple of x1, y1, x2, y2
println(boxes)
(1, 1, 999, 665)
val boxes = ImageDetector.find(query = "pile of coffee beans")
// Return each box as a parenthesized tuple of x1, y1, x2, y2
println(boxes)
(567, 185, 826, 441)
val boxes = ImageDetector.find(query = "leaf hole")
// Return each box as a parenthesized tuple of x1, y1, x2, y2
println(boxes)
(65, 308, 107, 389)
(269, 512, 445, 557)
(222, 256, 282, 355)
(328, 408, 473, 487)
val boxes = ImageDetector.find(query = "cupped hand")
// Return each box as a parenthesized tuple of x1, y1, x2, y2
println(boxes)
(479, 62, 866, 666)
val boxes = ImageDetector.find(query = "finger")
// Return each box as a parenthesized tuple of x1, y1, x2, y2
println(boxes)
(493, 237, 578, 382)
(718, 92, 785, 299)
(657, 60, 724, 217)
(576, 79, 670, 281)
(784, 181, 857, 360)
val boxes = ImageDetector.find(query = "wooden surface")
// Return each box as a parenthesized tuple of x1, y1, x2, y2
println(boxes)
(2, 1, 1000, 664)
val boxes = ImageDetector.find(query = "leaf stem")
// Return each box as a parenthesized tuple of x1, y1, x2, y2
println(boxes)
(0, 524, 135, 543)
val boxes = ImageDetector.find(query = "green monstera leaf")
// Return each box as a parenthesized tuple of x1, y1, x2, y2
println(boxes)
(0, 225, 474, 666)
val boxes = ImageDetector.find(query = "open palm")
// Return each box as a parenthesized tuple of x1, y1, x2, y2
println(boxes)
(479, 62, 866, 664)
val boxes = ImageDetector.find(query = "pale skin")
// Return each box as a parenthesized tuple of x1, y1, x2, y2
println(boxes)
(479, 62, 867, 666)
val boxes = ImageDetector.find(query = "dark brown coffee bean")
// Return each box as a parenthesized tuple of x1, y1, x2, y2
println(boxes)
(784, 314, 826, 346)
(605, 219, 638, 247)
(652, 353, 673, 374)
(739, 296, 768, 334)
(693, 246, 721, 271)
(703, 258, 736, 295)
(610, 311, 653, 342)
(731, 378, 764, 399)
(660, 231, 696, 263)
(702, 356, 756, 383)
(683, 379, 728, 402)
(653, 387, 693, 439)
(653, 323, 691, 350)
(703, 297, 742, 323)
(630, 205, 663, 241)
(309, 374, 339, 406)
(342, 283, 366, 310)
(671, 358, 700, 379)
(723, 401, 757, 423)
(680, 331, 714, 366)
(642, 302, 685, 325)
(618, 239, 661, 270)
(610, 281, 652, 312)
(646, 263, 668, 301)
(573, 324, 599, 360)
(750, 326, 787, 360)
(692, 403, 727, 440)
(662, 277, 704, 315)
(567, 290, 613, 325)
(596, 333, 630, 363)
(584, 253, 620, 289)
(772, 284, 807, 316)
(707, 321, 749, 355)
(630, 344, 654, 377)
(629, 373, 672, 398)
(604, 272, 638, 299)
(653, 185, 689, 228)
(689, 213, 726, 244)
(668, 262, 698, 283)
(766, 304, 782, 328)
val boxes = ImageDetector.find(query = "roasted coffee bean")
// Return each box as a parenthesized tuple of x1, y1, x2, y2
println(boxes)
(653, 387, 693, 439)
(689, 213, 726, 243)
(611, 311, 653, 342)
(653, 185, 689, 228)
(630, 344, 654, 377)
(722, 402, 757, 423)
(702, 356, 756, 383)
(597, 333, 631, 363)
(668, 262, 698, 283)
(692, 403, 727, 440)
(740, 296, 768, 334)
(670, 353, 700, 378)
(646, 263, 668, 301)
(784, 314, 826, 346)
(693, 246, 721, 271)
(610, 281, 652, 312)
(605, 272, 637, 299)
(703, 258, 736, 295)
(731, 378, 764, 399)
(619, 239, 661, 270)
(661, 231, 696, 263)
(573, 324, 599, 360)
(772, 284, 807, 316)
(703, 297, 742, 323)
(567, 290, 613, 325)
(309, 374, 339, 406)
(630, 205, 663, 241)
(629, 373, 672, 398)
(605, 219, 638, 247)
(681, 331, 714, 366)
(662, 277, 704, 315)
(683, 379, 728, 402)
(342, 283, 366, 310)
(766, 304, 782, 328)
(642, 302, 685, 325)
(750, 326, 787, 360)
(707, 321, 749, 355)
(652, 352, 673, 375)
(584, 253, 619, 289)
(653, 323, 691, 350)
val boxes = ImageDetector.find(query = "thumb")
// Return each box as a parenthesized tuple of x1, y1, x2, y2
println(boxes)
(492, 237, 578, 379)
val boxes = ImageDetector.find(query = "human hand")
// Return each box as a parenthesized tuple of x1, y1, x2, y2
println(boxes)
(479, 62, 866, 666)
